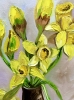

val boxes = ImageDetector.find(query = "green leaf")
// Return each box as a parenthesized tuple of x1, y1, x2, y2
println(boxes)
(41, 84, 51, 100)
(3, 84, 22, 100)
(40, 80, 63, 100)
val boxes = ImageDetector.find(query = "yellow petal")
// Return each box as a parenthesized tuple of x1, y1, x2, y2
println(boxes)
(30, 67, 45, 80)
(10, 74, 24, 89)
(56, 31, 67, 48)
(37, 34, 47, 47)
(9, 6, 24, 25)
(36, 0, 53, 17)
(18, 51, 29, 66)
(51, 48, 59, 57)
(0, 89, 6, 99)
(10, 60, 19, 73)
(64, 44, 74, 59)
(3, 38, 9, 53)
(67, 23, 74, 32)
(22, 40, 37, 54)
(45, 24, 54, 31)
(0, 20, 5, 39)
(61, 16, 72, 30)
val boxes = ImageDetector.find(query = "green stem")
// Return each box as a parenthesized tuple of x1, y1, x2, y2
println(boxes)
(47, 48, 63, 73)
(41, 84, 51, 100)
(0, 48, 11, 69)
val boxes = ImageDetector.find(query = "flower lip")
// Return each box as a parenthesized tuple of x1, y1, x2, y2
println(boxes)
(37, 46, 51, 60)
(56, 2, 73, 14)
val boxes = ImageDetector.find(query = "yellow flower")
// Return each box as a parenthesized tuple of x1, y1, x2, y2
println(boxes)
(10, 51, 29, 88)
(0, 20, 5, 40)
(4, 30, 20, 53)
(9, 6, 27, 40)
(45, 14, 74, 58)
(23, 34, 59, 73)
(55, 2, 73, 22)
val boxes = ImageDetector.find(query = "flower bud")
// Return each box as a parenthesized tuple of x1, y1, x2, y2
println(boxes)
(4, 30, 20, 53)
(35, 0, 53, 29)
(9, 6, 27, 40)
(55, 2, 73, 22)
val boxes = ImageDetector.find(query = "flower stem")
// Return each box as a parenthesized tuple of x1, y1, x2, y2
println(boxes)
(47, 48, 63, 73)
(0, 48, 11, 69)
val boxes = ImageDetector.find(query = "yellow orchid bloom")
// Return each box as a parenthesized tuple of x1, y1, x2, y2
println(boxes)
(55, 2, 73, 22)
(10, 51, 29, 88)
(3, 30, 20, 55)
(9, 6, 27, 40)
(0, 89, 20, 100)
(45, 12, 74, 58)
(23, 34, 59, 73)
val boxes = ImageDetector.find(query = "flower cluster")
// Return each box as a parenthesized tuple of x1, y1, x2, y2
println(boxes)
(0, 1, 74, 100)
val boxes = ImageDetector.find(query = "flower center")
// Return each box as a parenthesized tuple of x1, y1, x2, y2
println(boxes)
(40, 48, 49, 59)
(62, 5, 70, 11)
(18, 65, 28, 76)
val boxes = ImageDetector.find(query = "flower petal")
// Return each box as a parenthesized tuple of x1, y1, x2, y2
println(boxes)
(0, 89, 6, 99)
(28, 56, 39, 66)
(10, 60, 19, 73)
(61, 16, 72, 30)
(51, 48, 59, 57)
(22, 40, 37, 54)
(0, 20, 5, 40)
(30, 67, 45, 80)
(67, 23, 74, 32)
(10, 74, 24, 89)
(40, 58, 52, 70)
(18, 51, 29, 66)
(40, 62, 47, 73)
(38, 34, 47, 46)
(56, 31, 67, 48)
(64, 44, 74, 59)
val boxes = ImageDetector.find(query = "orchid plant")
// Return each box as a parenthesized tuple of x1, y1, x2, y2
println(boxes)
(0, 0, 74, 100)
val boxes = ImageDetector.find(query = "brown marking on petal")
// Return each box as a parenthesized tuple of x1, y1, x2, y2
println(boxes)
(35, 15, 50, 30)
(13, 19, 27, 38)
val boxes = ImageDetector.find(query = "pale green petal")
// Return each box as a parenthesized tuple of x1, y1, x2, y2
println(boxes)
(40, 62, 47, 73)
(10, 74, 24, 89)
(38, 34, 47, 46)
(10, 60, 19, 73)
(30, 67, 45, 80)
(19, 51, 29, 66)
(51, 48, 59, 57)
(64, 44, 74, 59)
(45, 22, 61, 32)
(0, 89, 6, 99)
(22, 40, 37, 54)
(41, 58, 52, 70)
(56, 31, 67, 48)
(28, 56, 39, 66)
(45, 24, 54, 31)
(3, 38, 9, 53)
